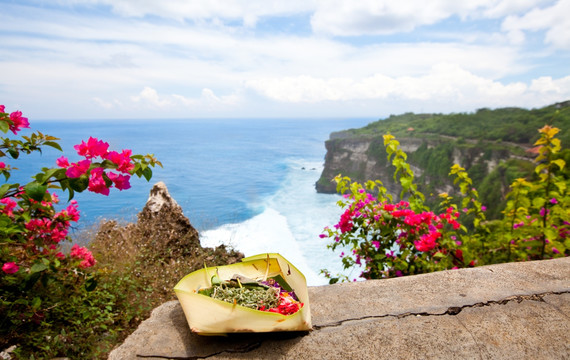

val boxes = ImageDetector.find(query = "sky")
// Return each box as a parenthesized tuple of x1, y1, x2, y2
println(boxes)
(0, 0, 569, 120)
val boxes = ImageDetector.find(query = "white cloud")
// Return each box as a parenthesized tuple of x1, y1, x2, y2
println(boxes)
(502, 0, 570, 49)
(309, 0, 555, 36)
(130, 87, 171, 107)
(246, 63, 569, 109)
(173, 88, 241, 108)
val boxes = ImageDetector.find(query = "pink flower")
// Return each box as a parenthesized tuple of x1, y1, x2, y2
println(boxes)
(107, 172, 131, 190)
(513, 221, 524, 229)
(371, 241, 380, 249)
(0, 198, 17, 217)
(414, 231, 441, 252)
(70, 244, 96, 268)
(552, 247, 560, 254)
(481, 206, 487, 211)
(106, 149, 135, 173)
(336, 209, 354, 233)
(64, 200, 80, 222)
(66, 159, 91, 178)
(2, 262, 19, 274)
(0, 105, 5, 113)
(56, 156, 70, 168)
(0, 162, 5, 169)
(88, 168, 110, 196)
(55, 252, 66, 260)
(74, 137, 109, 159)
(550, 198, 558, 205)
(8, 111, 30, 135)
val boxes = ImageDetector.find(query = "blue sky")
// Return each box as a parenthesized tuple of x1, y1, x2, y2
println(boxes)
(0, 0, 569, 120)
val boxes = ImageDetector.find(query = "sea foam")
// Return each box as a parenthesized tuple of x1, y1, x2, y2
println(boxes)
(201, 159, 352, 286)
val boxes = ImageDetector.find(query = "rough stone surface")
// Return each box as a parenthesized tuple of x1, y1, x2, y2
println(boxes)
(109, 257, 570, 360)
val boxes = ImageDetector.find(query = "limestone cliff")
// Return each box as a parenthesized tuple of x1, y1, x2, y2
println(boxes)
(315, 130, 534, 217)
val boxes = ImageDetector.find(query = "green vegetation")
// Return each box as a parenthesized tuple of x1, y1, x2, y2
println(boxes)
(322, 123, 569, 282)
(320, 101, 570, 220)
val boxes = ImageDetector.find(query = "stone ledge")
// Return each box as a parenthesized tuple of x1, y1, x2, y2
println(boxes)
(109, 257, 570, 359)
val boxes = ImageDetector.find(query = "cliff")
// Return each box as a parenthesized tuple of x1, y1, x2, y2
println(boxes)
(109, 256, 570, 359)
(314, 102, 570, 217)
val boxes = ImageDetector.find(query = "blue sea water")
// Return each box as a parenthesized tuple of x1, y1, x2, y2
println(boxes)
(6, 118, 374, 284)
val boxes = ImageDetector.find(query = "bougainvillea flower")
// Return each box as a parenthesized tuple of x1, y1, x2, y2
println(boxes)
(70, 244, 96, 268)
(74, 137, 109, 159)
(8, 111, 30, 135)
(0, 198, 17, 217)
(0, 105, 5, 113)
(65, 159, 91, 178)
(107, 172, 131, 190)
(0, 162, 5, 169)
(106, 149, 135, 173)
(87, 168, 110, 196)
(56, 156, 70, 168)
(2, 262, 19, 274)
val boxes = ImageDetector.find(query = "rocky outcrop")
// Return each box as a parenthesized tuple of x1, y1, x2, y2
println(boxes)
(91, 181, 244, 299)
(109, 257, 570, 359)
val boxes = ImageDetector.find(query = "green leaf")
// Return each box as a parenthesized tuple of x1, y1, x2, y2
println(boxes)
(0, 183, 10, 198)
(43, 141, 63, 152)
(30, 262, 48, 274)
(0, 120, 9, 133)
(532, 197, 545, 209)
(85, 277, 97, 292)
(69, 175, 89, 192)
(142, 166, 152, 181)
(31, 297, 42, 309)
(24, 182, 48, 201)
(8, 148, 19, 159)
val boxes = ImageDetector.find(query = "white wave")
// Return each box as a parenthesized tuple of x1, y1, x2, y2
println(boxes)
(201, 158, 352, 286)
(200, 207, 325, 285)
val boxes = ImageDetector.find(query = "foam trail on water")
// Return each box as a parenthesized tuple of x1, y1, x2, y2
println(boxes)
(200, 207, 324, 285)
(201, 159, 351, 285)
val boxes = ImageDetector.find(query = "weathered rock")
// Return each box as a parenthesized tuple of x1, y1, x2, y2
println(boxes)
(109, 257, 570, 359)
(91, 181, 244, 300)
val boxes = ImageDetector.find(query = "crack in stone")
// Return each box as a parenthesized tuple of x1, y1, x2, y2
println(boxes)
(137, 341, 262, 359)
(313, 291, 569, 330)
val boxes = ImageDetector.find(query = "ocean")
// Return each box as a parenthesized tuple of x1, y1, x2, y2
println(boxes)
(7, 118, 374, 285)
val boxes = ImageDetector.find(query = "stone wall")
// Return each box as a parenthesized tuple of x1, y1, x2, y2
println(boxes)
(109, 256, 570, 359)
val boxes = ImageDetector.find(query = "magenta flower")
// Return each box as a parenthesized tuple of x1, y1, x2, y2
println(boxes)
(56, 156, 70, 168)
(371, 241, 380, 249)
(550, 198, 558, 205)
(2, 262, 19, 274)
(70, 244, 96, 268)
(8, 111, 30, 135)
(552, 247, 560, 254)
(1, 198, 17, 217)
(74, 137, 109, 159)
(107, 172, 131, 190)
(106, 149, 135, 173)
(0, 162, 5, 169)
(88, 168, 110, 196)
(0, 105, 4, 113)
(65, 159, 91, 178)
(481, 206, 487, 211)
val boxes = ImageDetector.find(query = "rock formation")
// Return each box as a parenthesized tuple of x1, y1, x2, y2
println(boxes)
(91, 181, 243, 299)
